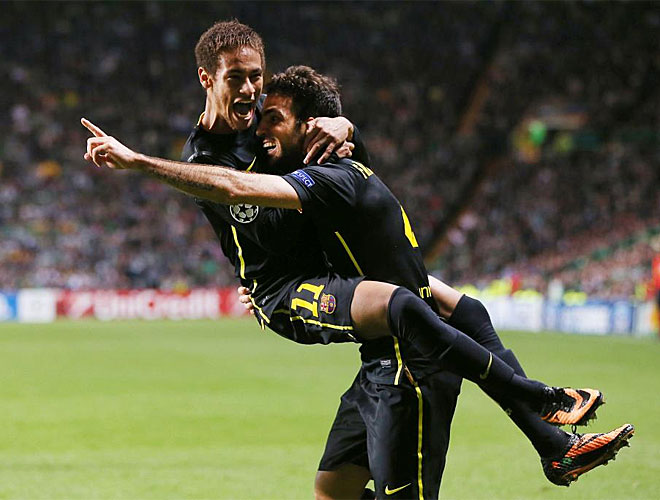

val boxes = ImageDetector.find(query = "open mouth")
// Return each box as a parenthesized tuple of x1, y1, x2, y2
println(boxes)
(262, 139, 277, 155)
(233, 101, 254, 118)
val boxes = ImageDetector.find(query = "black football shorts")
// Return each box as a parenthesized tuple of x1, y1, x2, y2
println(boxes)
(267, 274, 364, 345)
(319, 367, 462, 499)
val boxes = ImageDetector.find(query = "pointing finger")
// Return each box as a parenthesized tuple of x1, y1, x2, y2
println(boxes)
(81, 117, 108, 138)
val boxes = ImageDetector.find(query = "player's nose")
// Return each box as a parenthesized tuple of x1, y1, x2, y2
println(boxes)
(239, 77, 255, 97)
(255, 121, 266, 137)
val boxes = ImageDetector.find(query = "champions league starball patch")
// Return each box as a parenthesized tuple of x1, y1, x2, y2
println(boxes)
(229, 203, 259, 223)
(320, 293, 337, 314)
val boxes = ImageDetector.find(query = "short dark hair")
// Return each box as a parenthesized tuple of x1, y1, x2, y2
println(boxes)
(265, 66, 342, 122)
(195, 20, 265, 75)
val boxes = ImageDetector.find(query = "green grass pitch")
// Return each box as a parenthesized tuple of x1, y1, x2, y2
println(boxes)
(0, 319, 658, 499)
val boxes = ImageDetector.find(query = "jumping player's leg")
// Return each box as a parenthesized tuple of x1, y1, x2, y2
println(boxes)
(350, 280, 554, 411)
(426, 277, 463, 319)
(429, 277, 569, 457)
(350, 280, 636, 487)
(279, 276, 630, 489)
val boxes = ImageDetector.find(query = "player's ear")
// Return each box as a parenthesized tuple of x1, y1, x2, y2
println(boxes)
(198, 67, 213, 90)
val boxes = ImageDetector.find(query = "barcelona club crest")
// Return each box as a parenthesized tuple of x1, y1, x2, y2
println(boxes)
(320, 293, 337, 314)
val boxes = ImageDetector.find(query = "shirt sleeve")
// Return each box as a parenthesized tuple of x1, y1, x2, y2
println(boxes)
(283, 164, 361, 214)
(350, 125, 371, 167)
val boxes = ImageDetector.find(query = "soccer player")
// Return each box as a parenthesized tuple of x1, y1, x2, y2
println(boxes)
(183, 24, 463, 497)
(85, 20, 464, 499)
(83, 19, 465, 497)
(81, 64, 634, 495)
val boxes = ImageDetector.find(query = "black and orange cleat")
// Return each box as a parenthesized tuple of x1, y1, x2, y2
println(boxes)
(541, 423, 634, 486)
(541, 388, 604, 426)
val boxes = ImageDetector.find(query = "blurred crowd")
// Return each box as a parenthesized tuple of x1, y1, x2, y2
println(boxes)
(433, 2, 660, 300)
(1, 2, 658, 300)
(439, 146, 660, 300)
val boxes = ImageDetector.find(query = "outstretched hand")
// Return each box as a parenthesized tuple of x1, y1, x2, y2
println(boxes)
(81, 118, 140, 170)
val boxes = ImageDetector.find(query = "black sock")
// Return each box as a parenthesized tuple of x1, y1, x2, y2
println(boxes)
(495, 350, 569, 456)
(447, 295, 513, 355)
(387, 287, 547, 407)
(449, 295, 569, 456)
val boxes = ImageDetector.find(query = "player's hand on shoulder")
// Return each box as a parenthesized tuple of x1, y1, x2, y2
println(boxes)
(237, 286, 255, 315)
(81, 118, 139, 170)
(334, 141, 355, 161)
(303, 116, 354, 164)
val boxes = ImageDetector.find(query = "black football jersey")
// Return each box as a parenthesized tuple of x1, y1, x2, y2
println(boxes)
(283, 159, 443, 380)
(181, 105, 437, 381)
(180, 100, 324, 324)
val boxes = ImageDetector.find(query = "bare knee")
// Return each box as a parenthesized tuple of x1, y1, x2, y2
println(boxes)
(315, 465, 371, 500)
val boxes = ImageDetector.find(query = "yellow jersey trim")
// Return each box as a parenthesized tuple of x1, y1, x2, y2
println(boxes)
(290, 316, 354, 331)
(249, 283, 270, 326)
(249, 281, 265, 330)
(246, 156, 257, 172)
(412, 378, 425, 499)
(392, 338, 404, 385)
(250, 280, 264, 329)
(230, 226, 246, 279)
(334, 231, 364, 276)
(350, 160, 374, 179)
(400, 206, 419, 248)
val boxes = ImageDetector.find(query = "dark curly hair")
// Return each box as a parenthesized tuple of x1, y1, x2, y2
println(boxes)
(265, 65, 342, 123)
(195, 20, 265, 75)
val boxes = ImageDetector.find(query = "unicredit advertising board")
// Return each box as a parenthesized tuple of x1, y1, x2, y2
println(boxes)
(57, 288, 247, 321)
(1, 289, 656, 337)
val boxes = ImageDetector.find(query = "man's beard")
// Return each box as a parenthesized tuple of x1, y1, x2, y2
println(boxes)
(267, 148, 306, 175)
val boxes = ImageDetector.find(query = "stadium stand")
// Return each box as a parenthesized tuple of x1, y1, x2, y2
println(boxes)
(1, 2, 658, 302)
(431, 2, 660, 300)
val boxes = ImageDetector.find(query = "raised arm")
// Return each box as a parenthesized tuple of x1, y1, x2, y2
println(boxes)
(303, 116, 354, 164)
(81, 118, 301, 210)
